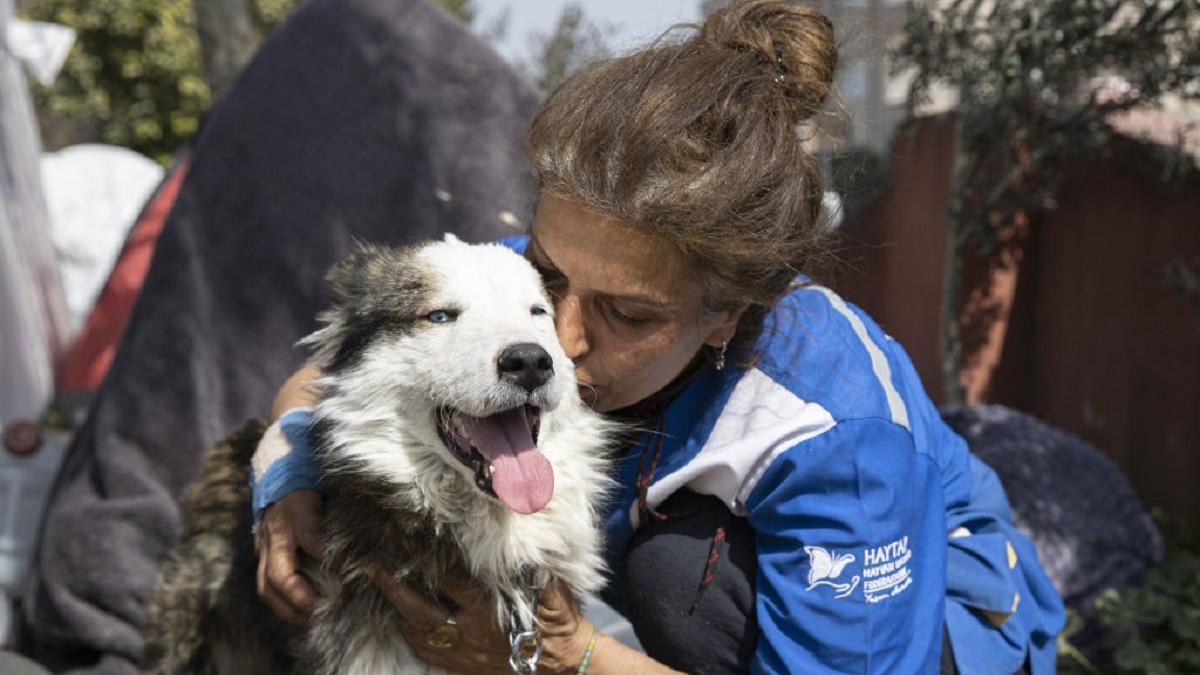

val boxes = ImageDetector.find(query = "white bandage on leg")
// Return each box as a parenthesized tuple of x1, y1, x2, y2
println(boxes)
(252, 418, 297, 484)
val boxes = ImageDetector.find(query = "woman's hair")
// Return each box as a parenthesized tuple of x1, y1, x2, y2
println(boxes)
(528, 0, 838, 359)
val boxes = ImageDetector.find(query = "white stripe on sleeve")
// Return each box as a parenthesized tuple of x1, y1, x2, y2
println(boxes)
(629, 368, 836, 527)
(809, 287, 910, 430)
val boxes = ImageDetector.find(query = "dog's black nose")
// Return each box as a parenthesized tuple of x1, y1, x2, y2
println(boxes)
(497, 343, 554, 392)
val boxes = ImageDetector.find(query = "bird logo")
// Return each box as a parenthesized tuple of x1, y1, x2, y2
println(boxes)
(804, 546, 861, 599)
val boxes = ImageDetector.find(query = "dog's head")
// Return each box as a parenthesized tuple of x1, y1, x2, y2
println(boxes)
(304, 235, 582, 514)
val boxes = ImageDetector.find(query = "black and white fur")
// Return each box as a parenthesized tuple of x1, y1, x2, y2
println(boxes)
(144, 236, 613, 675)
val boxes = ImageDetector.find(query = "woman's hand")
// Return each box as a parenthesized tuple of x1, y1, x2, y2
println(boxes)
(255, 490, 326, 625)
(271, 365, 323, 418)
(535, 581, 596, 672)
(253, 365, 326, 624)
(372, 572, 593, 674)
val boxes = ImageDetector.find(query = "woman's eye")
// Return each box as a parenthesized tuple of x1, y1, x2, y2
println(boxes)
(606, 303, 647, 328)
(531, 305, 549, 317)
(425, 310, 457, 323)
(530, 258, 565, 293)
(542, 279, 566, 302)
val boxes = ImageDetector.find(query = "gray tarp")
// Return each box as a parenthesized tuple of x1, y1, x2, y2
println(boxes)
(0, 0, 69, 648)
(0, 0, 69, 433)
(20, 1, 539, 671)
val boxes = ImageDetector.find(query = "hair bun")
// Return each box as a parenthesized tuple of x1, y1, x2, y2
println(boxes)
(702, 0, 837, 123)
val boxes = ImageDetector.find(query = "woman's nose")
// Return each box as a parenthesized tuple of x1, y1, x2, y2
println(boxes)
(554, 293, 590, 361)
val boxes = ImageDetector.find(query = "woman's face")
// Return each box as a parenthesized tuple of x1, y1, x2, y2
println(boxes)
(526, 193, 742, 413)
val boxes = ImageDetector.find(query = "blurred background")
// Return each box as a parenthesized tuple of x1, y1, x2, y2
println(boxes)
(1, 0, 1198, 672)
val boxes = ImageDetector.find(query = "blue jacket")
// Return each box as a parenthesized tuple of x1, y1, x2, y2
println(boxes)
(594, 283, 1064, 674)
(255, 236, 1064, 674)
(501, 236, 1064, 673)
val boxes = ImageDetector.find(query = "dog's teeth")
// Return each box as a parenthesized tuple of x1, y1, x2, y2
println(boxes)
(487, 463, 495, 478)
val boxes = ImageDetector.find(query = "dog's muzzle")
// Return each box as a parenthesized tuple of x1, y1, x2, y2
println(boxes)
(435, 405, 552, 514)
(497, 343, 554, 393)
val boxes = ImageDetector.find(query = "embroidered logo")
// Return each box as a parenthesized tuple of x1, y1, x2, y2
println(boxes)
(862, 536, 914, 603)
(804, 546, 860, 599)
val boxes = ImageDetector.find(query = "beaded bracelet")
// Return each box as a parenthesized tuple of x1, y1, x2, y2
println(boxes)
(575, 629, 599, 674)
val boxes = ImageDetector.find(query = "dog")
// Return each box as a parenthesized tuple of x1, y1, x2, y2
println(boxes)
(143, 236, 613, 674)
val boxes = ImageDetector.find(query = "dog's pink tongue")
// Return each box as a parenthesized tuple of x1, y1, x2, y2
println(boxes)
(463, 409, 553, 514)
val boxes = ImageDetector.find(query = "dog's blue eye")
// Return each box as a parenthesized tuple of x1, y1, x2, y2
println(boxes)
(531, 306, 548, 317)
(425, 310, 456, 323)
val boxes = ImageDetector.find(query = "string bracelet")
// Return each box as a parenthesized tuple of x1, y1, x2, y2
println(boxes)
(575, 628, 599, 674)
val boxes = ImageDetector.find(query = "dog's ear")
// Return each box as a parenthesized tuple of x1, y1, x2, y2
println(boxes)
(307, 246, 377, 367)
(326, 243, 381, 301)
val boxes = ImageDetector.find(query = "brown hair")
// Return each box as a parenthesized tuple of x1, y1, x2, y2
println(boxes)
(528, 0, 838, 359)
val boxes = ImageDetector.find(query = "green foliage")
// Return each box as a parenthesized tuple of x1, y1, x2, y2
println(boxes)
(896, 0, 1200, 250)
(24, 0, 204, 163)
(1058, 515, 1200, 673)
(893, 0, 1200, 403)
(23, 0, 298, 163)
(428, 0, 475, 25)
(249, 0, 298, 33)
(1096, 549, 1200, 673)
(429, 0, 606, 93)
(526, 2, 612, 93)
(1057, 609, 1104, 674)
(428, 0, 606, 93)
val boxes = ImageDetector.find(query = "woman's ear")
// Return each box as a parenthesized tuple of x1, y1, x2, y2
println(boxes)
(703, 303, 749, 347)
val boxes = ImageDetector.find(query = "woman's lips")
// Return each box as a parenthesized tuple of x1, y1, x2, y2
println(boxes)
(577, 382, 599, 406)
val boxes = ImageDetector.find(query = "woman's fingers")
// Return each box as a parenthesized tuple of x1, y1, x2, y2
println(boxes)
(539, 578, 581, 618)
(253, 492, 325, 625)
(533, 580, 593, 671)
(296, 527, 326, 560)
(371, 571, 447, 632)
(256, 550, 307, 626)
(375, 569, 513, 673)
(263, 518, 317, 610)
(399, 622, 512, 675)
(288, 492, 327, 559)
(438, 571, 488, 609)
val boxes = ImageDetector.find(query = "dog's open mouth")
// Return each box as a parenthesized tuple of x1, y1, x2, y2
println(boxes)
(435, 405, 552, 514)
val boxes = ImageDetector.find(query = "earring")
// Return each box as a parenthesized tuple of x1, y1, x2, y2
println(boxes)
(715, 341, 728, 371)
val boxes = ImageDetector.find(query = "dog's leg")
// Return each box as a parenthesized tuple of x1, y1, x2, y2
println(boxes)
(142, 532, 229, 675)
(143, 421, 295, 675)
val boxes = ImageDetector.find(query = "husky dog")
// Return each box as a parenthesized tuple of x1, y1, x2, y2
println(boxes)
(144, 236, 613, 675)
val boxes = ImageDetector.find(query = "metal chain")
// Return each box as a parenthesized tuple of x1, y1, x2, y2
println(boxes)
(508, 628, 543, 674)
(507, 579, 544, 674)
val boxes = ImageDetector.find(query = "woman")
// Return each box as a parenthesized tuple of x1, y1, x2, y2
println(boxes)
(251, 1, 1064, 672)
